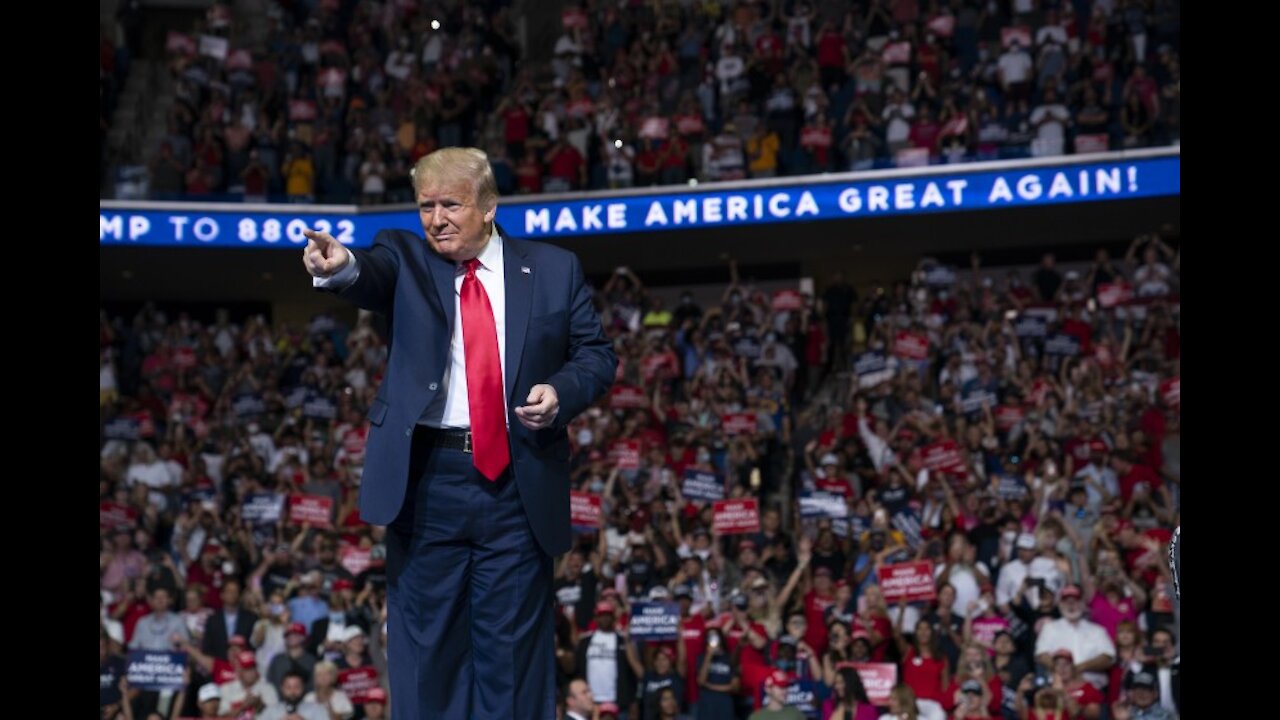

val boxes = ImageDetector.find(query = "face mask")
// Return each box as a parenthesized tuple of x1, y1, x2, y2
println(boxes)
(577, 429, 594, 445)
(697, 451, 711, 464)
(590, 480, 605, 494)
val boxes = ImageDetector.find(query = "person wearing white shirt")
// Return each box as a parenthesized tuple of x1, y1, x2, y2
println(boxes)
(878, 684, 946, 720)
(219, 652, 281, 716)
(580, 605, 622, 705)
(552, 32, 582, 80)
(126, 444, 173, 490)
(934, 535, 991, 617)
(420, 33, 443, 69)
(315, 230, 511, 432)
(1039, 28, 1069, 51)
(303, 661, 354, 720)
(303, 147, 615, 719)
(996, 534, 1063, 611)
(383, 40, 414, 81)
(882, 88, 916, 152)
(1073, 452, 1119, 508)
(1034, 584, 1116, 690)
(1030, 86, 1071, 156)
(856, 409, 897, 473)
(997, 41, 1033, 99)
(1134, 261, 1174, 297)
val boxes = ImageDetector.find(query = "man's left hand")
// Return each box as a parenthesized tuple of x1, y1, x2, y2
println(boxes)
(515, 384, 560, 430)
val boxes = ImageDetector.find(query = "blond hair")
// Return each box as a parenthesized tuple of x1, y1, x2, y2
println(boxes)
(888, 685, 920, 720)
(314, 661, 339, 685)
(411, 147, 498, 210)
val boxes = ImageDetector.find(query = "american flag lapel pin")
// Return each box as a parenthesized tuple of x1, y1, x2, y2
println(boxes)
(521, 266, 531, 274)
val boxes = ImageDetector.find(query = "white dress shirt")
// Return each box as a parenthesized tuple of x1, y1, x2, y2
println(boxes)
(314, 228, 509, 429)
(1034, 617, 1116, 688)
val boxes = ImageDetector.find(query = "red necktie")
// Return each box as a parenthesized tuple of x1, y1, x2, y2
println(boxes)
(460, 258, 509, 480)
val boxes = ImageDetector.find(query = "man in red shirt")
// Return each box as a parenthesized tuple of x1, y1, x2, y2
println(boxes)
(803, 566, 838, 657)
(658, 135, 689, 185)
(675, 586, 706, 705)
(1110, 451, 1161, 503)
(545, 136, 586, 189)
(498, 98, 530, 158)
(1060, 304, 1094, 355)
(815, 21, 848, 88)
(187, 541, 227, 609)
(755, 28, 785, 76)
(716, 593, 770, 703)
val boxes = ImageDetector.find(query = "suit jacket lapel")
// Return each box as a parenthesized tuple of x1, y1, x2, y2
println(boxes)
(501, 226, 532, 405)
(424, 245, 457, 335)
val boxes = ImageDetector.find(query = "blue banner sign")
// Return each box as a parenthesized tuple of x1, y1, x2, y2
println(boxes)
(101, 152, 1179, 248)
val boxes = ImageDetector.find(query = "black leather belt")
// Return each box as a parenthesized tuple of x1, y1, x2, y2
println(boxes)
(423, 428, 473, 453)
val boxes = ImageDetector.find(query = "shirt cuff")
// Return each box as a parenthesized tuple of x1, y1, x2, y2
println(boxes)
(312, 249, 359, 289)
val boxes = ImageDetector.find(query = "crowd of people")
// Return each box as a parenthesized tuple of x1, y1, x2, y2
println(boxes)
(100, 0, 1180, 203)
(101, 231, 1179, 719)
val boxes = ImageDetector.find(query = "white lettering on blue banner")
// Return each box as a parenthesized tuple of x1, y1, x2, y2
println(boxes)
(102, 156, 1178, 248)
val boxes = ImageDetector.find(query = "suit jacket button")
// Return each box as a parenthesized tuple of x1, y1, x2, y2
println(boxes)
(429, 382, 439, 391)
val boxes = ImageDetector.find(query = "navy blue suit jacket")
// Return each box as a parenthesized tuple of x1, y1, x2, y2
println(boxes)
(325, 225, 616, 556)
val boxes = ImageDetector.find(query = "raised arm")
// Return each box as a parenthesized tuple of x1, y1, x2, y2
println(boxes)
(773, 535, 811, 613)
(621, 623, 646, 677)
(306, 228, 402, 316)
(891, 599, 911, 657)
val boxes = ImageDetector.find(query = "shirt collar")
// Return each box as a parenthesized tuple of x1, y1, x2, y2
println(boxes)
(459, 226, 502, 273)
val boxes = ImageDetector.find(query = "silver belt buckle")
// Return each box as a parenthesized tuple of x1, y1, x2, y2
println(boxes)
(463, 431, 473, 454)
